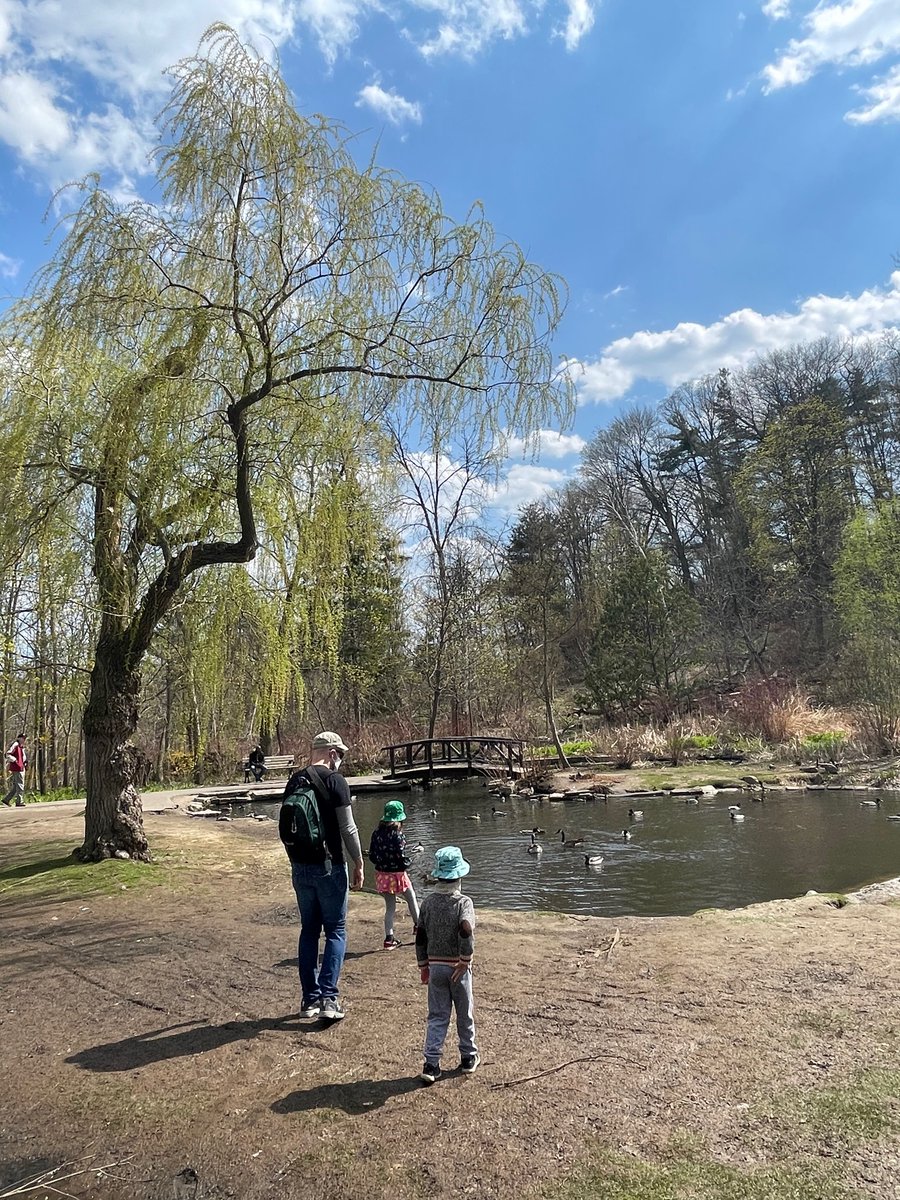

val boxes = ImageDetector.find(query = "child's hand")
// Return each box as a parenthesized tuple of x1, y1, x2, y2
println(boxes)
(419, 966, 430, 984)
(450, 961, 469, 984)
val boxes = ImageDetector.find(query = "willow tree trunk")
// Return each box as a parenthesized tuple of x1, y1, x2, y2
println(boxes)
(78, 634, 150, 862)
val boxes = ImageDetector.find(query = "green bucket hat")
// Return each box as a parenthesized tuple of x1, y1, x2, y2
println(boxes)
(432, 845, 470, 880)
(382, 800, 407, 823)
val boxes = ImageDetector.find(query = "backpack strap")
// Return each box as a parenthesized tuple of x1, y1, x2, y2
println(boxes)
(300, 766, 331, 808)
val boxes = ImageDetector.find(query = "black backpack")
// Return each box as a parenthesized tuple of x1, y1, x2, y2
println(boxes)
(279, 770, 328, 861)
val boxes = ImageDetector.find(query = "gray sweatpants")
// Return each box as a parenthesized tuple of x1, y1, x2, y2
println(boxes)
(2, 772, 24, 806)
(423, 963, 477, 1063)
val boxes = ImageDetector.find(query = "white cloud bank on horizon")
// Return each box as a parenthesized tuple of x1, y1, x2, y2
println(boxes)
(762, 0, 900, 124)
(572, 270, 900, 405)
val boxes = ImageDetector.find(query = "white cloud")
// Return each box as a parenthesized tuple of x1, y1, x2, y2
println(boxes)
(762, 0, 900, 123)
(762, 0, 791, 18)
(356, 82, 423, 126)
(503, 428, 586, 460)
(847, 60, 900, 122)
(0, 2, 299, 186)
(556, 0, 595, 51)
(418, 0, 530, 59)
(486, 463, 572, 513)
(0, 250, 20, 277)
(0, 70, 69, 159)
(573, 271, 900, 405)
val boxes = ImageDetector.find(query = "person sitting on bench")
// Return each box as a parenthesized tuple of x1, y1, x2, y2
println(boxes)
(247, 745, 267, 783)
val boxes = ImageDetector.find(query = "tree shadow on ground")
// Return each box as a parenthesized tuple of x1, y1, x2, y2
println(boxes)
(67, 1014, 310, 1072)
(271, 1074, 421, 1115)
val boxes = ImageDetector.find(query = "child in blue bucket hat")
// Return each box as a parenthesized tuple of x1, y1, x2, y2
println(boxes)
(368, 799, 421, 949)
(414, 845, 479, 1084)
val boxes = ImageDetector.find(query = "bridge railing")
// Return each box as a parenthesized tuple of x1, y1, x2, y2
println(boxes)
(382, 736, 527, 778)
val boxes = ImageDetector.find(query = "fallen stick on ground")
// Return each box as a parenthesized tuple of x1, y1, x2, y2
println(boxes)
(1, 1156, 134, 1197)
(490, 1052, 635, 1089)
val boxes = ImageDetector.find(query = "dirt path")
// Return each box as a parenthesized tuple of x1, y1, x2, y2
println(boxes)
(2, 804, 900, 1199)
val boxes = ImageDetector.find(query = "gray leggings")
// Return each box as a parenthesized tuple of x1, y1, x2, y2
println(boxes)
(383, 887, 420, 937)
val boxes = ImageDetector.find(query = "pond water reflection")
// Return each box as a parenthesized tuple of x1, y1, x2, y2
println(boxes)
(260, 782, 900, 917)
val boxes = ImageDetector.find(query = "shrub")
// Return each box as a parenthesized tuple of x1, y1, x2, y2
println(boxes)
(664, 725, 691, 766)
(685, 733, 718, 751)
(802, 732, 846, 764)
(610, 726, 643, 769)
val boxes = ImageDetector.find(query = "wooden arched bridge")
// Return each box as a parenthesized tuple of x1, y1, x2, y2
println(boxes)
(382, 736, 527, 783)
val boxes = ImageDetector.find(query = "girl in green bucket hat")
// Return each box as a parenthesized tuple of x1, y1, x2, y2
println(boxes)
(368, 799, 422, 949)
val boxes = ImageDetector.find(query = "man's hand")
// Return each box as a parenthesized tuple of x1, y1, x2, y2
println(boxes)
(450, 961, 469, 985)
(420, 966, 430, 985)
(351, 860, 364, 890)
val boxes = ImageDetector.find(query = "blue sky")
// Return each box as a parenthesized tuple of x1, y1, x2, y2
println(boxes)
(2, 0, 900, 513)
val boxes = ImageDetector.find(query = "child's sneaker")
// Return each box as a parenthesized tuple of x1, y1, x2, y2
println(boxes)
(460, 1053, 480, 1074)
(419, 1061, 442, 1085)
(383, 936, 402, 950)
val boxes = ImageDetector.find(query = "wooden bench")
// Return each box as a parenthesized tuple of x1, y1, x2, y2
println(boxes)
(239, 754, 296, 783)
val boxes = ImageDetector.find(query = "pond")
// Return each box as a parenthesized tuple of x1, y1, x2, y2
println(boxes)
(257, 782, 900, 917)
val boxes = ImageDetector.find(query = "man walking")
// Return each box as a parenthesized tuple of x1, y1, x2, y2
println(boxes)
(3, 733, 27, 807)
(284, 732, 364, 1022)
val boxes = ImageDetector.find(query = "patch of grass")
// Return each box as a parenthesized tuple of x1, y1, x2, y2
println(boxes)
(767, 1069, 900, 1145)
(546, 1151, 844, 1200)
(0, 842, 171, 899)
(22, 786, 85, 804)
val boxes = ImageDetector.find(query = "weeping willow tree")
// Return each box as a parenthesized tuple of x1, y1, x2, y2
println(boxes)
(0, 25, 571, 861)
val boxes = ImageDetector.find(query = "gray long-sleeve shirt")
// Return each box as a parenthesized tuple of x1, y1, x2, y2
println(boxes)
(415, 881, 475, 967)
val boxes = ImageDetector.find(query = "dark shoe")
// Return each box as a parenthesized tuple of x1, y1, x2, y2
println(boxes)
(419, 1061, 442, 1085)
(460, 1054, 480, 1074)
(321, 997, 345, 1021)
(300, 1000, 321, 1018)
(383, 936, 402, 950)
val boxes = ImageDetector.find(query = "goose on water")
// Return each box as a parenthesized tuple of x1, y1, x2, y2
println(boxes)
(730, 811, 745, 822)
(860, 798, 882, 808)
(728, 804, 742, 812)
(527, 833, 543, 856)
(491, 806, 507, 818)
(684, 796, 700, 805)
(629, 808, 644, 820)
(557, 829, 585, 847)
(621, 830, 632, 841)
(584, 853, 604, 867)
(465, 813, 482, 821)
(519, 825, 546, 835)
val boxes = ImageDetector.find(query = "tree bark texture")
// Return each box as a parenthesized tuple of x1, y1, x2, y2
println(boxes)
(78, 634, 150, 862)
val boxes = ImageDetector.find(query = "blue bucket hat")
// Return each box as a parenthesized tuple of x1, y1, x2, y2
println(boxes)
(432, 845, 470, 880)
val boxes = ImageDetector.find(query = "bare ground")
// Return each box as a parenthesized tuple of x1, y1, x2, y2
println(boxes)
(2, 802, 900, 1200)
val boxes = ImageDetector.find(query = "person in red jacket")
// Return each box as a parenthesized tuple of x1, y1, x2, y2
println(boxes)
(3, 733, 27, 807)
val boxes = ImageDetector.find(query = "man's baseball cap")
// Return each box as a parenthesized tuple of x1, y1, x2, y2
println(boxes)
(312, 731, 349, 754)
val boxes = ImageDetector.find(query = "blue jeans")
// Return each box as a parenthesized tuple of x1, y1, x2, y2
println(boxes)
(291, 860, 349, 1005)
(423, 964, 477, 1063)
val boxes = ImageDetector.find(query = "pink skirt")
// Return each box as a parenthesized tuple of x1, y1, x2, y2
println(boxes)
(375, 870, 413, 895)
